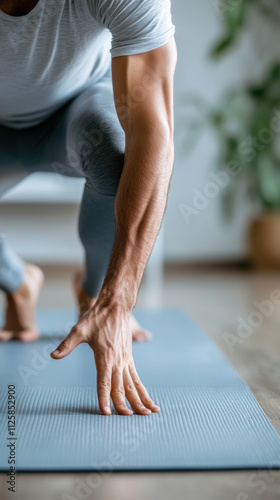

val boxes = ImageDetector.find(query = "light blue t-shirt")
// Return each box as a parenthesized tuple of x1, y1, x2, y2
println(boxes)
(0, 0, 175, 129)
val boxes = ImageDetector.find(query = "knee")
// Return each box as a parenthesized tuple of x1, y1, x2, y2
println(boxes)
(68, 111, 125, 196)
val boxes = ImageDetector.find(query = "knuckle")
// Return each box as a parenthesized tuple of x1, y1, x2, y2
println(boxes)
(112, 387, 125, 397)
(74, 324, 86, 340)
(133, 378, 143, 389)
(59, 340, 70, 351)
(68, 327, 79, 341)
(70, 324, 79, 334)
(126, 383, 135, 393)
(98, 380, 111, 392)
(143, 396, 152, 406)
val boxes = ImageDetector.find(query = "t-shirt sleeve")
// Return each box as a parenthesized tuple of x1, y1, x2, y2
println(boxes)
(89, 0, 175, 58)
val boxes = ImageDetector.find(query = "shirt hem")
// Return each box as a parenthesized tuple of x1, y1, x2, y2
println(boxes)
(110, 27, 175, 58)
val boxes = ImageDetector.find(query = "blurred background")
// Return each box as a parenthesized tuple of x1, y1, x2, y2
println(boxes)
(1, 1, 280, 498)
(1, 0, 280, 359)
(2, 0, 280, 268)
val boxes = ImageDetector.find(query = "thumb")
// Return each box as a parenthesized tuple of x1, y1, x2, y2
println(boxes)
(51, 327, 82, 360)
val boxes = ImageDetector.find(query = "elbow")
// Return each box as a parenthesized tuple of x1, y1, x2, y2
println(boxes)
(159, 119, 174, 144)
(149, 118, 174, 152)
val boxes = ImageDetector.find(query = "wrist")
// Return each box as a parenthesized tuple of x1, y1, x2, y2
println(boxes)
(96, 247, 142, 312)
(97, 282, 136, 313)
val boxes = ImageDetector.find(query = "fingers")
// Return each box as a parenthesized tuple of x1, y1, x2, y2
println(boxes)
(111, 368, 133, 416)
(50, 326, 83, 360)
(123, 368, 151, 415)
(96, 362, 157, 416)
(129, 364, 160, 413)
(96, 358, 112, 416)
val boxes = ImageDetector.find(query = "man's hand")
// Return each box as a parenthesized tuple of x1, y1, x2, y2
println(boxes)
(51, 298, 160, 416)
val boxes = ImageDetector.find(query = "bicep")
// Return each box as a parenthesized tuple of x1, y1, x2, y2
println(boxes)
(112, 39, 177, 136)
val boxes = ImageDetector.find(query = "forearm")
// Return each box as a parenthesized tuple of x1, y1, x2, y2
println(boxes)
(52, 42, 176, 416)
(98, 126, 174, 311)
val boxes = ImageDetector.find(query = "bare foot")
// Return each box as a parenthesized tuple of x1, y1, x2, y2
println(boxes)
(73, 269, 151, 342)
(0, 263, 44, 342)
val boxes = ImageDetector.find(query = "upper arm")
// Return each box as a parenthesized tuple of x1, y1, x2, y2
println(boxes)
(91, 0, 175, 58)
(89, 0, 177, 137)
(111, 39, 177, 138)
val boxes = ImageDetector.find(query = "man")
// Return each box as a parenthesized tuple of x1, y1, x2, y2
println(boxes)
(0, 0, 176, 415)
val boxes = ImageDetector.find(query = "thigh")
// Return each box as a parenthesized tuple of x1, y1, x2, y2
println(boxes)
(65, 75, 125, 196)
(0, 113, 71, 199)
(15, 104, 83, 179)
(0, 73, 125, 195)
(0, 125, 29, 198)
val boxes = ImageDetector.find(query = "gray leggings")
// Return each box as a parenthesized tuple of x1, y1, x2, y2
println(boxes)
(0, 72, 125, 297)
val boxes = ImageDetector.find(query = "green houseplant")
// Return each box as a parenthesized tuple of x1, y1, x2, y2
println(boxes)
(182, 0, 280, 267)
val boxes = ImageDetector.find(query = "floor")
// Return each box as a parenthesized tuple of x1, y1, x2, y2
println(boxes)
(1, 265, 280, 500)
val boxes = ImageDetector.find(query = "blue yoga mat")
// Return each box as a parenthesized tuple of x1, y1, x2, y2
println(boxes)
(0, 309, 280, 472)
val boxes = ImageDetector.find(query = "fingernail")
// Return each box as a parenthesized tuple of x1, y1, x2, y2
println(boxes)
(105, 406, 111, 413)
(52, 349, 61, 356)
(141, 405, 150, 411)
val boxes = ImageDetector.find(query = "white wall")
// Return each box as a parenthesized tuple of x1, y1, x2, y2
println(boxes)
(165, 0, 277, 261)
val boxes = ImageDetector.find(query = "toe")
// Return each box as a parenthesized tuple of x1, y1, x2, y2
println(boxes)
(0, 330, 14, 342)
(16, 330, 39, 342)
(131, 315, 152, 342)
(132, 329, 152, 342)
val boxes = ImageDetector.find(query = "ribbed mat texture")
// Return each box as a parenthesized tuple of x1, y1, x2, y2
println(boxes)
(1, 309, 280, 471)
